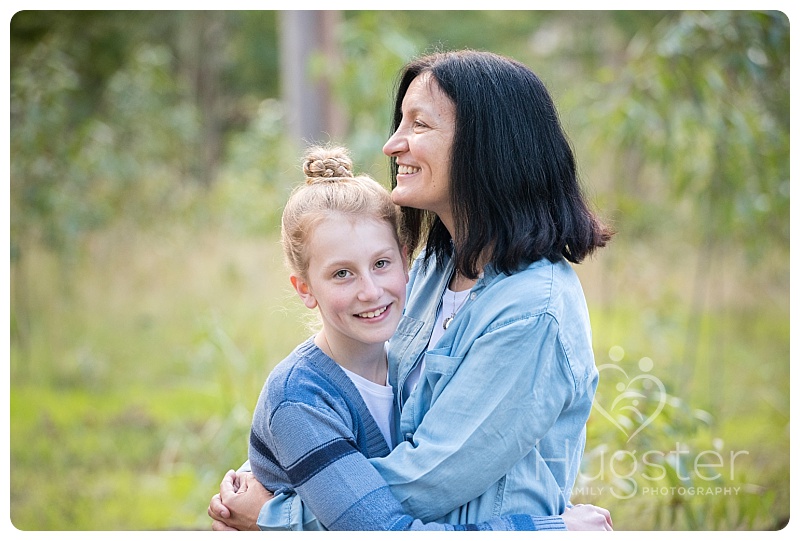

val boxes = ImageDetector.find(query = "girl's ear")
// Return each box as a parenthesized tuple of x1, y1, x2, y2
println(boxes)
(290, 275, 317, 309)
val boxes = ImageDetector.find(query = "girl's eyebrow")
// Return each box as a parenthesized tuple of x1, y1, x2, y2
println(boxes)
(320, 246, 397, 272)
(320, 258, 353, 271)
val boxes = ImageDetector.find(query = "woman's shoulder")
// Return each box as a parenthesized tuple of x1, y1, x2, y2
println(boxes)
(481, 258, 586, 318)
(503, 257, 581, 289)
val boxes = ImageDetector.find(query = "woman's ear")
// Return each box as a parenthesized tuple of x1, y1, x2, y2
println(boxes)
(290, 275, 317, 309)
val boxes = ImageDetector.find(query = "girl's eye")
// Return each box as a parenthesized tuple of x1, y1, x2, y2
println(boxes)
(334, 270, 350, 279)
(375, 259, 388, 269)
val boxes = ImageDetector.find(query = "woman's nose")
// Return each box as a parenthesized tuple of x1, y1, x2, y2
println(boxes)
(383, 128, 406, 157)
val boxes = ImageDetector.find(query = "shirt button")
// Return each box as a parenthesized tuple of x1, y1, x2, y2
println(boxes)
(470, 292, 477, 300)
(404, 433, 414, 442)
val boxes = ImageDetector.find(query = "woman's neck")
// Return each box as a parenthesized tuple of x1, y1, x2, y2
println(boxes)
(449, 269, 478, 292)
(315, 331, 387, 385)
(442, 222, 489, 289)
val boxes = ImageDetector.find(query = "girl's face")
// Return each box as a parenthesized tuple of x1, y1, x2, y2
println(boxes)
(292, 214, 408, 352)
(383, 73, 457, 229)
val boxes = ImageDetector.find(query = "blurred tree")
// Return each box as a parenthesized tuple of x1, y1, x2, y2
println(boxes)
(571, 10, 789, 380)
(175, 11, 227, 185)
(279, 10, 347, 148)
(10, 11, 166, 122)
(579, 11, 789, 251)
(314, 10, 420, 174)
(10, 11, 283, 186)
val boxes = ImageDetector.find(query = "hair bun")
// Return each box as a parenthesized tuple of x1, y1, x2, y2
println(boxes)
(303, 146, 354, 183)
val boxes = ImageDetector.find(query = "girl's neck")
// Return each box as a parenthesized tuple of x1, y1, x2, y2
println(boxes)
(315, 331, 387, 385)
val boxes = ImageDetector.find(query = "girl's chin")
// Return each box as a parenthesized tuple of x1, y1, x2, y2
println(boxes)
(357, 320, 400, 343)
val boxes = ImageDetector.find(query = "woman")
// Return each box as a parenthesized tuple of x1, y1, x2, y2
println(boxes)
(209, 49, 613, 530)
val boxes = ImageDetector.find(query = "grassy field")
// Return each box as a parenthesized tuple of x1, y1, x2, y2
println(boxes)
(8, 224, 790, 530)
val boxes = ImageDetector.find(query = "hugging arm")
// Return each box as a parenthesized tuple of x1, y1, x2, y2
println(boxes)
(372, 316, 576, 520)
(242, 400, 565, 531)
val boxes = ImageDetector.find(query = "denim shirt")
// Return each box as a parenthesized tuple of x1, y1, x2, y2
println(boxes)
(369, 252, 598, 523)
(255, 252, 596, 529)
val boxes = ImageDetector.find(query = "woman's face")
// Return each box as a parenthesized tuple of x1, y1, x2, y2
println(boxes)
(383, 73, 457, 228)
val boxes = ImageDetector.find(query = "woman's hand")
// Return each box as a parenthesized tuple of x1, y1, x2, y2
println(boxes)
(208, 470, 273, 531)
(562, 503, 613, 531)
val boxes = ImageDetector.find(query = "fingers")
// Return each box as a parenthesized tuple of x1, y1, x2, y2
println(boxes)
(594, 504, 613, 529)
(208, 492, 230, 520)
(211, 519, 237, 532)
(591, 505, 613, 531)
(236, 471, 256, 494)
(564, 503, 613, 531)
(221, 469, 238, 492)
(220, 470, 242, 503)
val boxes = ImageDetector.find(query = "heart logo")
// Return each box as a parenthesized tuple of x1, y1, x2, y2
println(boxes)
(592, 361, 667, 442)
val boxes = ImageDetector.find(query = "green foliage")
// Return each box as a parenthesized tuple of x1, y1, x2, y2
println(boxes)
(11, 37, 203, 260)
(9, 230, 310, 530)
(574, 11, 789, 257)
(209, 98, 297, 236)
(10, 34, 83, 257)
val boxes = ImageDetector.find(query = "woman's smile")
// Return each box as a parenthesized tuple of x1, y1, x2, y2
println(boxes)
(397, 164, 421, 176)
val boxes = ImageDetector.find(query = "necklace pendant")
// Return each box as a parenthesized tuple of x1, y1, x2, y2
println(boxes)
(443, 316, 454, 330)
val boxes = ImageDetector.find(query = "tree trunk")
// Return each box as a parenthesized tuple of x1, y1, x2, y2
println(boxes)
(279, 10, 346, 149)
(178, 11, 226, 186)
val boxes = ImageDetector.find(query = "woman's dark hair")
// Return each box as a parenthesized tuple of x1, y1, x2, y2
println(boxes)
(390, 50, 613, 279)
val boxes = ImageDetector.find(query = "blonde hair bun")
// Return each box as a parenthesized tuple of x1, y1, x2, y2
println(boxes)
(303, 146, 354, 183)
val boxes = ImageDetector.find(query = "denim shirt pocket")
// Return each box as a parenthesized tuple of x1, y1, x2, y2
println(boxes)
(388, 316, 426, 389)
(420, 348, 464, 406)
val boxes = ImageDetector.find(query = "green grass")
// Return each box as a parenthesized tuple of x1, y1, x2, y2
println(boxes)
(578, 288, 789, 530)
(8, 225, 789, 530)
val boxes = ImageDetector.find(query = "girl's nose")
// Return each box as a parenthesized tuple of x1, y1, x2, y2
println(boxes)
(358, 274, 383, 301)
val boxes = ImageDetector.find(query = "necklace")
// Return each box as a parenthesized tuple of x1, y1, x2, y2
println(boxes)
(443, 288, 470, 330)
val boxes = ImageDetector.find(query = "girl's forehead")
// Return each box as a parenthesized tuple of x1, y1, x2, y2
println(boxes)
(317, 212, 388, 229)
(310, 213, 398, 246)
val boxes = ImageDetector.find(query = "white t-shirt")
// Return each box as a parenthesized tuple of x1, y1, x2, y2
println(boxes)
(341, 365, 395, 448)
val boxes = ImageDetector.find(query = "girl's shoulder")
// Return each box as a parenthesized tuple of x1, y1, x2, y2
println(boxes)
(266, 338, 344, 401)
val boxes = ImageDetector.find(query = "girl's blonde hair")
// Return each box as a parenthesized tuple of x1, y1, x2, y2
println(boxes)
(281, 145, 400, 279)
